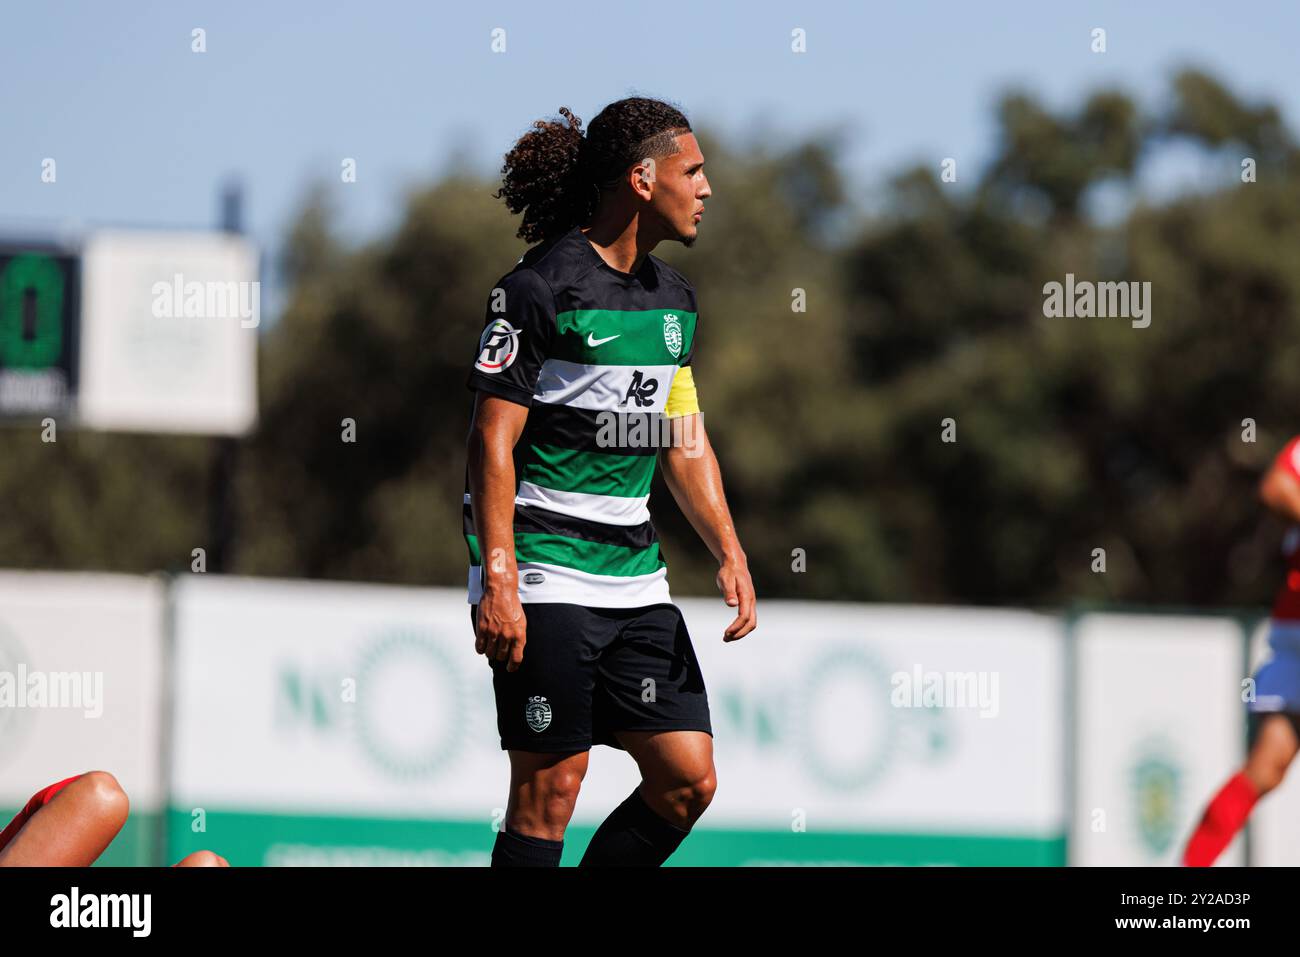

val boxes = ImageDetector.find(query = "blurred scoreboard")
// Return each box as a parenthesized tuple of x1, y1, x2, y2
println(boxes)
(0, 230, 257, 436)
(0, 245, 79, 418)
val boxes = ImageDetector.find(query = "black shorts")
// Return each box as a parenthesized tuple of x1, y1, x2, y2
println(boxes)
(469, 602, 712, 753)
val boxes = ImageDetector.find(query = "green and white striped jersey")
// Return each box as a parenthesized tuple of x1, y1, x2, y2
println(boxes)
(464, 226, 700, 607)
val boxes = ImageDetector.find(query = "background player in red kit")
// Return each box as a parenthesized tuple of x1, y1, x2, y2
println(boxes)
(0, 771, 228, 867)
(1183, 436, 1300, 866)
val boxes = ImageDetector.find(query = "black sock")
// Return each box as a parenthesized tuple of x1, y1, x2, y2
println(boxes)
(578, 787, 691, 867)
(491, 826, 564, 867)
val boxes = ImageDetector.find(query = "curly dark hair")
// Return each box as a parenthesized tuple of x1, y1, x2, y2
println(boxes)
(495, 97, 692, 243)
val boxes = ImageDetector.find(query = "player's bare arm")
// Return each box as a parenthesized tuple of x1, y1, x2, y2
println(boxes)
(659, 414, 756, 641)
(466, 392, 529, 671)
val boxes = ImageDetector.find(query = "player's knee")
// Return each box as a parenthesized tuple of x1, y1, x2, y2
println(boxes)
(180, 850, 229, 867)
(1245, 749, 1287, 793)
(1254, 759, 1290, 794)
(79, 771, 129, 827)
(540, 768, 584, 816)
(658, 765, 716, 825)
(684, 768, 717, 819)
(514, 768, 583, 833)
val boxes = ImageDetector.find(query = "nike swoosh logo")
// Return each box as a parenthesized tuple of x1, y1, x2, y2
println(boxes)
(587, 332, 620, 347)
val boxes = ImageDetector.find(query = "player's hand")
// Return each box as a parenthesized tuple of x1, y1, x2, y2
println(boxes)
(476, 586, 527, 671)
(717, 556, 756, 642)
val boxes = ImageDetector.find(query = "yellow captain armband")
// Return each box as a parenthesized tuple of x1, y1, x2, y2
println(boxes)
(663, 365, 700, 418)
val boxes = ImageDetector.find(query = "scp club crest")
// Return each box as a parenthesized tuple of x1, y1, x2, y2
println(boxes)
(525, 695, 552, 732)
(475, 318, 521, 374)
(663, 313, 683, 359)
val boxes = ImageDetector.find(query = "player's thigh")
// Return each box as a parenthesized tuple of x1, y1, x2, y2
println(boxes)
(507, 748, 592, 787)
(1248, 634, 1300, 768)
(614, 729, 715, 791)
(1247, 712, 1300, 769)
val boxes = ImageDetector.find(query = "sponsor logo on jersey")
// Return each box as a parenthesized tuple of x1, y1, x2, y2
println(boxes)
(623, 370, 659, 408)
(587, 332, 620, 347)
(522, 571, 546, 585)
(663, 313, 683, 359)
(475, 319, 520, 373)
(525, 695, 552, 732)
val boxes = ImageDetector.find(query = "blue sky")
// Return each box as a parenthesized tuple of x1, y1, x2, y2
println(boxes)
(1, 1, 1295, 263)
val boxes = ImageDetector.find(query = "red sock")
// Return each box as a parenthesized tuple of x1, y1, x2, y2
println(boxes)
(1182, 771, 1259, 867)
(0, 774, 83, 853)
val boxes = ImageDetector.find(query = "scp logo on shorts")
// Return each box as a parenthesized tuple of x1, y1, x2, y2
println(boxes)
(475, 319, 520, 373)
(525, 695, 552, 732)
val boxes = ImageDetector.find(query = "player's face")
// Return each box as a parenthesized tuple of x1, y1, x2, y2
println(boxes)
(647, 133, 710, 247)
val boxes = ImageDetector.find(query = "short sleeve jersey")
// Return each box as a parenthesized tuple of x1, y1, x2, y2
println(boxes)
(1272, 436, 1300, 621)
(463, 226, 700, 606)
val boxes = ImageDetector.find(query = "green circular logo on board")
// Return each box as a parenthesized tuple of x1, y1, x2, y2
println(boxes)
(797, 646, 899, 792)
(354, 630, 465, 781)
(1131, 740, 1181, 857)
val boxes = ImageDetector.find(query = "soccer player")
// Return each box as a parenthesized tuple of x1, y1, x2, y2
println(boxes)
(464, 97, 757, 867)
(1183, 436, 1300, 866)
(0, 772, 228, 866)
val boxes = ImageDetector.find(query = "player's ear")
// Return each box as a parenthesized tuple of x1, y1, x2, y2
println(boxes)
(631, 157, 656, 199)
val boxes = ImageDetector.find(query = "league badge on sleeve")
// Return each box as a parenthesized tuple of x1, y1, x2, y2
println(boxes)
(475, 318, 521, 373)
